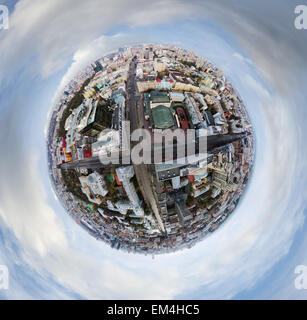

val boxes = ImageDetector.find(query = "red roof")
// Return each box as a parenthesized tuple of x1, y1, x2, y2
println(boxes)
(115, 174, 122, 186)
(94, 71, 103, 78)
(83, 147, 92, 159)
(177, 107, 189, 131)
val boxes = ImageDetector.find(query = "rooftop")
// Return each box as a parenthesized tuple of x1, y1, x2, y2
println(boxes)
(152, 105, 175, 129)
(150, 95, 170, 104)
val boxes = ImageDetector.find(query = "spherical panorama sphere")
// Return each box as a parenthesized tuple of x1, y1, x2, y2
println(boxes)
(47, 44, 255, 255)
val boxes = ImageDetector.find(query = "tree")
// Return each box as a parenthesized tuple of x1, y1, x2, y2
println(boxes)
(57, 77, 92, 138)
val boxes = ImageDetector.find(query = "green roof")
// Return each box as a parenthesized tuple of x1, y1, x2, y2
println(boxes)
(107, 173, 114, 183)
(150, 90, 169, 97)
(152, 105, 174, 129)
(150, 90, 170, 104)
(150, 95, 170, 104)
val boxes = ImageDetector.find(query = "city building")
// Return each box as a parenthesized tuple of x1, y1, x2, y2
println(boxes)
(79, 171, 108, 205)
(116, 166, 144, 217)
(79, 101, 106, 136)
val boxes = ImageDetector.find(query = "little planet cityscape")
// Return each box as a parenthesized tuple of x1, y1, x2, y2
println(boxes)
(47, 44, 254, 255)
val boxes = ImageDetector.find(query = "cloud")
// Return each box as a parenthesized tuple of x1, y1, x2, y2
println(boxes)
(52, 33, 142, 101)
(0, 0, 200, 86)
(233, 53, 253, 66)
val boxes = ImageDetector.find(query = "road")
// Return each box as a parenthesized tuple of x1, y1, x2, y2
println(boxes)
(127, 58, 166, 233)
(59, 132, 249, 169)
(58, 153, 125, 170)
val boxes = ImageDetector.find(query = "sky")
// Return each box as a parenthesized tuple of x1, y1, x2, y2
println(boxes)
(0, 0, 306, 299)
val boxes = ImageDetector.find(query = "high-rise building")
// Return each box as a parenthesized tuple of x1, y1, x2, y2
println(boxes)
(92, 60, 103, 73)
(116, 166, 144, 217)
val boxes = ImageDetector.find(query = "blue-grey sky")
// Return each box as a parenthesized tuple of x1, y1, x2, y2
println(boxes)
(0, 0, 306, 299)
